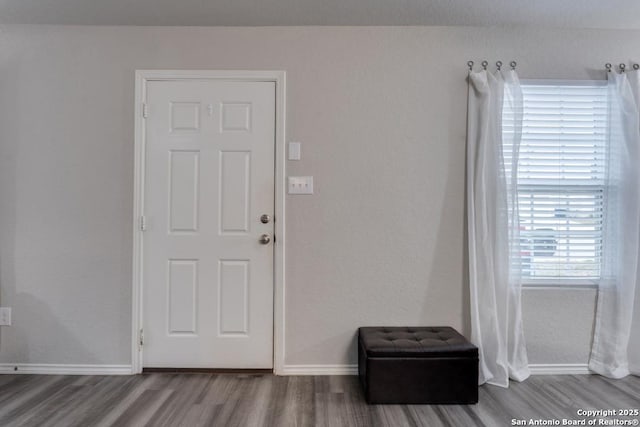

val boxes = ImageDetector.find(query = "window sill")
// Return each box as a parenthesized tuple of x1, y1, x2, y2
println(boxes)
(521, 279, 599, 290)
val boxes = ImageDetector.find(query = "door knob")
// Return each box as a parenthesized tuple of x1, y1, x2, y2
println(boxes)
(260, 214, 271, 224)
(259, 234, 271, 244)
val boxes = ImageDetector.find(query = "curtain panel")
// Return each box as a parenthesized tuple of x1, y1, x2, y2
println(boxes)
(466, 69, 530, 387)
(589, 70, 640, 379)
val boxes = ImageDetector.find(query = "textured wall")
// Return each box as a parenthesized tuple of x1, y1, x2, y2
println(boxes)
(522, 289, 597, 365)
(0, 25, 636, 366)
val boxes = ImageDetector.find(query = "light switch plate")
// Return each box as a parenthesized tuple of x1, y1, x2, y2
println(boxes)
(0, 307, 11, 326)
(288, 142, 301, 160)
(288, 176, 313, 194)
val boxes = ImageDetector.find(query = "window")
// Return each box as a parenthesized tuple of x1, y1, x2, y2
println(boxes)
(504, 81, 607, 283)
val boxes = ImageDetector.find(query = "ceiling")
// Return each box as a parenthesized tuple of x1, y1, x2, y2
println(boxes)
(1, 0, 639, 29)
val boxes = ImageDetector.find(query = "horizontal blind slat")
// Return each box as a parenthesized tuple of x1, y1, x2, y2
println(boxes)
(507, 82, 607, 281)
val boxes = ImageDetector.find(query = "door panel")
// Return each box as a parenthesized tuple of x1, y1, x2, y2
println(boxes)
(143, 80, 275, 368)
(219, 259, 250, 336)
(219, 151, 251, 234)
(169, 150, 200, 232)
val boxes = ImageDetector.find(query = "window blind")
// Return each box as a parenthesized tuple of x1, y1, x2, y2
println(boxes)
(504, 82, 608, 281)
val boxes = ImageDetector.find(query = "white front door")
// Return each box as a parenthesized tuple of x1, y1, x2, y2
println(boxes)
(142, 79, 275, 368)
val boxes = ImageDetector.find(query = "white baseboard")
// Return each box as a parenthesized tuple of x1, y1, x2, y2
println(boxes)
(0, 364, 133, 375)
(280, 363, 591, 376)
(528, 363, 591, 375)
(280, 364, 358, 375)
(0, 362, 588, 377)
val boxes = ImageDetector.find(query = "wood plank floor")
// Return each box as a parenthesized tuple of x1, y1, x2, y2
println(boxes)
(0, 373, 638, 426)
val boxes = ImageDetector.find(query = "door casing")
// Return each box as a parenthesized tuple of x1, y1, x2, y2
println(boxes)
(132, 70, 286, 374)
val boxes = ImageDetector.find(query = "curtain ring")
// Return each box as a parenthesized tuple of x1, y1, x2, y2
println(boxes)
(620, 63, 626, 72)
(496, 61, 502, 71)
(634, 64, 640, 70)
(481, 60, 488, 70)
(605, 63, 612, 72)
(467, 60, 474, 71)
(510, 61, 517, 70)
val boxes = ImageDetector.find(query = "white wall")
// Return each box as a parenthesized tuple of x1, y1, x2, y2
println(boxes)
(0, 25, 635, 368)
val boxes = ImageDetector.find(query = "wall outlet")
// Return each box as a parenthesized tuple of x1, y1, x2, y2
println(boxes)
(0, 307, 11, 326)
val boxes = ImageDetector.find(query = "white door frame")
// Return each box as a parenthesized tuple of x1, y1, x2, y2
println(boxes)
(132, 70, 286, 374)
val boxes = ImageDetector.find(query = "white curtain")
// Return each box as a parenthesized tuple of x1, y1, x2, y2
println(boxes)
(589, 70, 640, 379)
(467, 68, 530, 387)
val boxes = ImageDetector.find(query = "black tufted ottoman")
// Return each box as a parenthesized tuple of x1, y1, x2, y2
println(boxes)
(358, 326, 478, 404)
